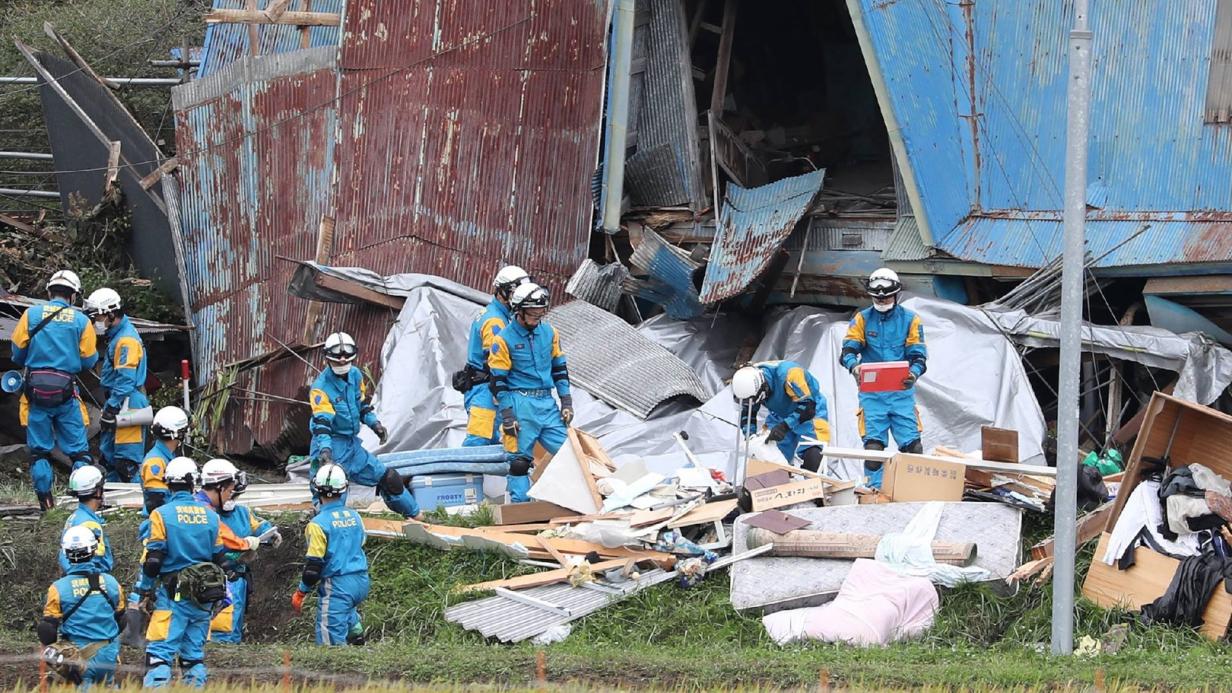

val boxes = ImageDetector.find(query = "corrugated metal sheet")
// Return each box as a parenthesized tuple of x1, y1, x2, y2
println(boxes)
(625, 227, 703, 319)
(549, 300, 710, 418)
(30, 52, 181, 300)
(623, 0, 706, 209)
(330, 0, 607, 298)
(851, 0, 1232, 270)
(699, 170, 826, 304)
(882, 216, 934, 262)
(197, 0, 343, 79)
(565, 259, 629, 313)
(173, 47, 342, 452)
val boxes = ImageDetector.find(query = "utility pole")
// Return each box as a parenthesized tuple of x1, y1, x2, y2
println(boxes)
(1052, 0, 1092, 656)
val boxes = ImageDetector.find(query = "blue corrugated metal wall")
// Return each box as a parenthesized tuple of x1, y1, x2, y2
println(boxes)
(852, 0, 1232, 270)
(198, 0, 343, 79)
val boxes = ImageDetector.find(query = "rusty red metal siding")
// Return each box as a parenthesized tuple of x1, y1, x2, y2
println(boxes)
(330, 0, 607, 296)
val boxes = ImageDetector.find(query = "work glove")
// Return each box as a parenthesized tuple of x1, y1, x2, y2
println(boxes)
(766, 422, 790, 444)
(136, 589, 156, 615)
(848, 363, 862, 381)
(501, 409, 520, 438)
(267, 529, 284, 548)
(291, 589, 307, 615)
(243, 536, 261, 552)
(559, 395, 574, 426)
(902, 372, 917, 389)
(372, 423, 389, 445)
(99, 405, 119, 432)
(317, 447, 333, 465)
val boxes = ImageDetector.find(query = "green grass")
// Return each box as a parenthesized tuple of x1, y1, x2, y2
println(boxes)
(1, 505, 1230, 689)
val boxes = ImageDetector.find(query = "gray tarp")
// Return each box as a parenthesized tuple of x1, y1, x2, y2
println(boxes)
(304, 265, 1232, 486)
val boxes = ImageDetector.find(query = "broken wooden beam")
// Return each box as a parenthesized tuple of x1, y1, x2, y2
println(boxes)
(313, 272, 406, 309)
(1029, 501, 1114, 560)
(491, 500, 575, 525)
(458, 558, 632, 593)
(746, 528, 977, 566)
(139, 157, 179, 190)
(44, 22, 118, 90)
(204, 9, 342, 26)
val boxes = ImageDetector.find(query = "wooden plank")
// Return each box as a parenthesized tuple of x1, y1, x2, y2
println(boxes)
(475, 523, 553, 534)
(264, 0, 293, 21)
(0, 213, 36, 234)
(139, 157, 179, 191)
(567, 427, 603, 511)
(1082, 532, 1232, 640)
(458, 558, 630, 593)
(43, 22, 117, 90)
(537, 535, 569, 568)
(244, 0, 261, 55)
(746, 458, 844, 486)
(823, 446, 1059, 477)
(575, 430, 618, 471)
(404, 521, 676, 568)
(1030, 502, 1114, 560)
(314, 272, 406, 309)
(102, 141, 121, 195)
(300, 214, 335, 342)
(980, 426, 1019, 463)
(629, 507, 674, 528)
(491, 500, 574, 525)
(708, 0, 737, 115)
(204, 8, 343, 26)
(667, 499, 738, 528)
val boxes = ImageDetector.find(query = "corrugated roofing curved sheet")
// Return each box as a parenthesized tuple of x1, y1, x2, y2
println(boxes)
(549, 300, 711, 419)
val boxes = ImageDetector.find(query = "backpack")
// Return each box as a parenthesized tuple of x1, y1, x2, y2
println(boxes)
(177, 562, 227, 606)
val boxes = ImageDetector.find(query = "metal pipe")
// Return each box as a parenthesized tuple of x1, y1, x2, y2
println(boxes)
(0, 187, 58, 199)
(600, 0, 635, 234)
(0, 151, 53, 160)
(0, 76, 181, 86)
(148, 60, 200, 68)
(1052, 0, 1091, 658)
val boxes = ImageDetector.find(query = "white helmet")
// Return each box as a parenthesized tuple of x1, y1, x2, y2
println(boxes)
(67, 465, 105, 500)
(164, 457, 198, 488)
(151, 406, 190, 440)
(493, 265, 531, 297)
(83, 287, 122, 318)
(61, 525, 98, 565)
(311, 463, 348, 496)
(510, 282, 550, 313)
(46, 269, 82, 295)
(323, 332, 358, 363)
(867, 268, 902, 298)
(731, 366, 767, 402)
(201, 458, 240, 488)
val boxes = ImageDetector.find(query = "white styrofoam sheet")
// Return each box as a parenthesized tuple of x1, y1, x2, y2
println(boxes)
(729, 501, 1022, 612)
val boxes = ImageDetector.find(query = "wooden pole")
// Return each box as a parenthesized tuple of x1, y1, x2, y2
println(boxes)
(204, 8, 343, 26)
(747, 528, 978, 566)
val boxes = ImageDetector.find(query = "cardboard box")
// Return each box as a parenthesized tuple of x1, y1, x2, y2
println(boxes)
(748, 477, 827, 511)
(858, 361, 911, 392)
(882, 453, 965, 502)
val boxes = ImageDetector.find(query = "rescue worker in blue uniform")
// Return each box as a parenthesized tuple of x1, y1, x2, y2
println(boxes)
(292, 464, 369, 646)
(84, 287, 149, 484)
(309, 331, 421, 520)
(198, 458, 281, 643)
(142, 406, 189, 515)
(39, 526, 125, 688)
(455, 265, 530, 447)
(488, 282, 573, 503)
(59, 465, 113, 576)
(731, 361, 831, 473)
(137, 457, 235, 688)
(839, 268, 928, 489)
(10, 269, 97, 510)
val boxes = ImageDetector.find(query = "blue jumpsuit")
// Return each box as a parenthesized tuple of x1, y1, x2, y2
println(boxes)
(738, 361, 831, 462)
(140, 490, 227, 688)
(488, 319, 570, 502)
(140, 439, 175, 514)
(97, 316, 148, 483)
(9, 298, 98, 501)
(43, 569, 124, 688)
(309, 367, 419, 518)
(209, 505, 272, 643)
(840, 305, 928, 450)
(462, 299, 511, 447)
(301, 498, 369, 646)
(59, 504, 113, 576)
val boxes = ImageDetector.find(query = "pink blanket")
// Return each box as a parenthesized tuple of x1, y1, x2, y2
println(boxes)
(762, 559, 939, 646)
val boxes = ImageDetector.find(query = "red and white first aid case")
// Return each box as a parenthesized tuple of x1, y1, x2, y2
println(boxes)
(858, 361, 911, 392)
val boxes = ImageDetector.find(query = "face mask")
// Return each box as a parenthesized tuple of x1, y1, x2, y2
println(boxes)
(873, 300, 895, 313)
(331, 363, 352, 376)
(222, 499, 236, 512)
(93, 320, 108, 335)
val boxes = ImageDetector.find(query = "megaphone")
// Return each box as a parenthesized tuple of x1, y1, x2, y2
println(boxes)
(1, 370, 23, 394)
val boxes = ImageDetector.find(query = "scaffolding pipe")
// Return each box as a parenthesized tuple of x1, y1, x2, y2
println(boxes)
(0, 76, 181, 86)
(0, 188, 59, 199)
(0, 152, 53, 160)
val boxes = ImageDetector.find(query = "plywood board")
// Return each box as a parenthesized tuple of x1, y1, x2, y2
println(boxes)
(528, 436, 601, 515)
(730, 502, 1022, 612)
(491, 501, 576, 525)
(981, 426, 1019, 463)
(668, 499, 739, 528)
(1081, 532, 1231, 640)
